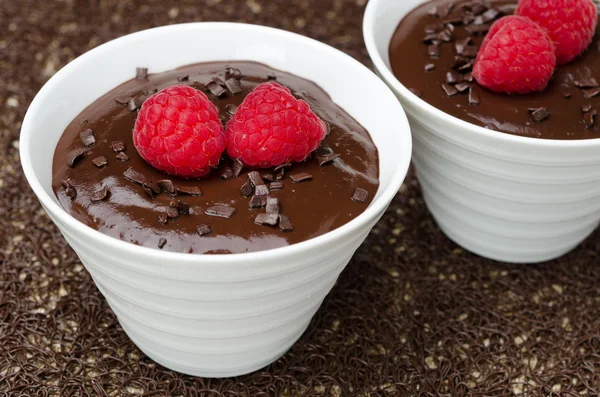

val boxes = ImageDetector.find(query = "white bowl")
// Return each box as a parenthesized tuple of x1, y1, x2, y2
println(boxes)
(20, 23, 412, 377)
(364, 0, 600, 263)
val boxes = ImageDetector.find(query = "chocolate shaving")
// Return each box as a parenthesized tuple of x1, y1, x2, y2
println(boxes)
(232, 159, 244, 177)
(461, 45, 478, 58)
(127, 97, 142, 112)
(61, 179, 77, 198)
(452, 55, 470, 69)
(225, 104, 238, 116)
(255, 184, 270, 196)
(247, 171, 264, 187)
(206, 80, 226, 97)
(135, 67, 148, 80)
(158, 238, 167, 249)
(279, 214, 294, 232)
(424, 63, 436, 72)
(157, 213, 168, 225)
(289, 173, 313, 183)
(583, 88, 600, 99)
(455, 82, 470, 93)
(158, 180, 176, 195)
(225, 78, 242, 95)
(142, 88, 158, 96)
(267, 73, 277, 80)
(274, 163, 292, 172)
(205, 205, 236, 218)
(225, 67, 242, 79)
(583, 103, 593, 113)
(174, 184, 202, 196)
(529, 107, 550, 122)
(248, 195, 267, 209)
(142, 186, 155, 198)
(67, 149, 85, 168)
(91, 186, 109, 202)
(123, 167, 160, 194)
(176, 75, 189, 82)
(115, 152, 129, 161)
(428, 44, 440, 59)
(428, 6, 439, 17)
(111, 141, 126, 152)
(458, 61, 473, 72)
(465, 24, 490, 35)
(170, 200, 190, 215)
(317, 153, 340, 166)
(269, 181, 284, 190)
(254, 213, 279, 226)
(424, 24, 438, 34)
(423, 34, 440, 44)
(166, 206, 179, 219)
(562, 91, 573, 99)
(468, 87, 480, 105)
(463, 72, 474, 82)
(481, 8, 501, 22)
(409, 88, 423, 98)
(92, 156, 108, 168)
(79, 129, 95, 146)
(584, 110, 597, 129)
(575, 78, 599, 88)
(115, 96, 131, 105)
(197, 224, 212, 236)
(442, 83, 458, 97)
(220, 167, 234, 180)
(446, 71, 462, 84)
(261, 173, 275, 182)
(266, 197, 280, 215)
(352, 187, 369, 203)
(241, 180, 253, 198)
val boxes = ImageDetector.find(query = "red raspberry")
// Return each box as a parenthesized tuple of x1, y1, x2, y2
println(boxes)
(225, 82, 327, 168)
(472, 16, 556, 94)
(516, 0, 598, 65)
(133, 85, 226, 178)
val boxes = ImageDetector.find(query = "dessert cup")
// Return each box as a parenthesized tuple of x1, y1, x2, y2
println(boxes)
(20, 23, 412, 377)
(364, 0, 600, 263)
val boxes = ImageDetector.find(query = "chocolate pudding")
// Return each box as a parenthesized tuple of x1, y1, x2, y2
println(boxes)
(52, 61, 379, 254)
(389, 0, 600, 140)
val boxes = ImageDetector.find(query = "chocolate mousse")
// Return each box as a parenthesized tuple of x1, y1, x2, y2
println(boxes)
(389, 0, 600, 140)
(52, 61, 379, 254)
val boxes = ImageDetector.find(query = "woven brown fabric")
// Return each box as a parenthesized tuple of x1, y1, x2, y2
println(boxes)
(2, 1, 600, 396)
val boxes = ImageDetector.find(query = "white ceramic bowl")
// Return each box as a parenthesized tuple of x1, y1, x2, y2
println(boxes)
(20, 23, 412, 377)
(364, 0, 600, 264)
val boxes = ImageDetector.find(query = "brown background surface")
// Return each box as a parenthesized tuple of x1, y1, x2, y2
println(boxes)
(1, 1, 600, 396)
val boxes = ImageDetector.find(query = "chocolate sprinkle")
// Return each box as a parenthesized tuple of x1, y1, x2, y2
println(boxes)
(424, 63, 436, 72)
(428, 44, 440, 59)
(583, 103, 593, 113)
(583, 87, 600, 99)
(156, 180, 175, 195)
(67, 149, 85, 168)
(461, 45, 478, 58)
(196, 224, 212, 237)
(157, 213, 168, 225)
(220, 167, 234, 180)
(562, 91, 573, 99)
(269, 181, 284, 190)
(225, 104, 238, 116)
(274, 163, 292, 172)
(158, 238, 167, 249)
(115, 152, 129, 161)
(176, 75, 189, 82)
(446, 71, 462, 84)
(142, 88, 158, 96)
(61, 179, 77, 198)
(248, 195, 268, 209)
(123, 167, 160, 194)
(170, 200, 190, 215)
(575, 78, 599, 88)
(225, 67, 242, 80)
(584, 110, 598, 129)
(174, 184, 202, 196)
(111, 141, 126, 152)
(468, 87, 480, 105)
(247, 171, 264, 187)
(115, 95, 131, 105)
(317, 153, 340, 166)
(278, 214, 294, 232)
(135, 67, 148, 80)
(254, 184, 270, 196)
(241, 180, 253, 198)
(232, 159, 244, 177)
(289, 173, 313, 183)
(127, 97, 142, 112)
(79, 128, 95, 146)
(261, 173, 275, 182)
(455, 82, 470, 93)
(206, 80, 226, 97)
(465, 24, 490, 34)
(351, 187, 369, 203)
(166, 206, 179, 219)
(441, 83, 458, 97)
(530, 107, 550, 122)
(266, 197, 280, 214)
(254, 213, 279, 226)
(90, 186, 109, 202)
(225, 78, 242, 94)
(92, 156, 108, 168)
(204, 205, 236, 218)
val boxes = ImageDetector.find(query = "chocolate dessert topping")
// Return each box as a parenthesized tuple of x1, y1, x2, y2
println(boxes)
(273, 163, 292, 172)
(166, 206, 179, 219)
(442, 83, 459, 97)
(79, 128, 96, 146)
(425, 63, 436, 72)
(177, 75, 189, 82)
(206, 80, 226, 97)
(254, 184, 270, 196)
(529, 107, 550, 122)
(220, 167, 234, 180)
(575, 78, 598, 88)
(142, 186, 155, 198)
(123, 167, 160, 194)
(127, 97, 142, 112)
(583, 87, 600, 99)
(455, 82, 470, 93)
(157, 180, 176, 195)
(289, 173, 313, 183)
(255, 213, 279, 226)
(225, 104, 238, 116)
(428, 44, 441, 59)
(225, 78, 242, 95)
(583, 103, 593, 113)
(67, 149, 85, 168)
(248, 195, 267, 209)
(92, 156, 108, 168)
(584, 109, 597, 129)
(261, 173, 275, 182)
(143, 88, 158, 96)
(174, 184, 202, 196)
(352, 187, 369, 203)
(563, 91, 573, 99)
(266, 197, 280, 214)
(269, 181, 284, 190)
(196, 224, 212, 236)
(115, 96, 131, 105)
(111, 141, 126, 152)
(115, 152, 129, 161)
(446, 70, 462, 84)
(225, 67, 242, 80)
(135, 67, 148, 80)
(468, 87, 480, 105)
(232, 159, 244, 177)
(278, 214, 294, 232)
(317, 153, 340, 166)
(205, 204, 236, 218)
(241, 180, 253, 198)
(91, 186, 109, 202)
(158, 238, 167, 249)
(247, 171, 264, 187)
(170, 200, 190, 215)
(61, 179, 77, 198)
(157, 213, 168, 225)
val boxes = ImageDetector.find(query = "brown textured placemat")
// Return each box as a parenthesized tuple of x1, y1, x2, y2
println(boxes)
(2, 1, 600, 395)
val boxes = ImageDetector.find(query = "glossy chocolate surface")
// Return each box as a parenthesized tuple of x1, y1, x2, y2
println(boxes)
(52, 61, 379, 254)
(389, 0, 600, 140)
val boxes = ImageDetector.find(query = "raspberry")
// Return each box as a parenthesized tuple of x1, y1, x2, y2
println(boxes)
(225, 82, 327, 168)
(472, 16, 556, 94)
(133, 85, 226, 178)
(516, 0, 598, 65)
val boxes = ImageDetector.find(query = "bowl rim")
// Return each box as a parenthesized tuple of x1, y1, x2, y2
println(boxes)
(20, 22, 412, 266)
(363, 0, 600, 149)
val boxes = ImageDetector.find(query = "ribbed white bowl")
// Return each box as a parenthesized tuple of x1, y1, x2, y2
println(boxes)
(364, 0, 600, 263)
(20, 23, 412, 377)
